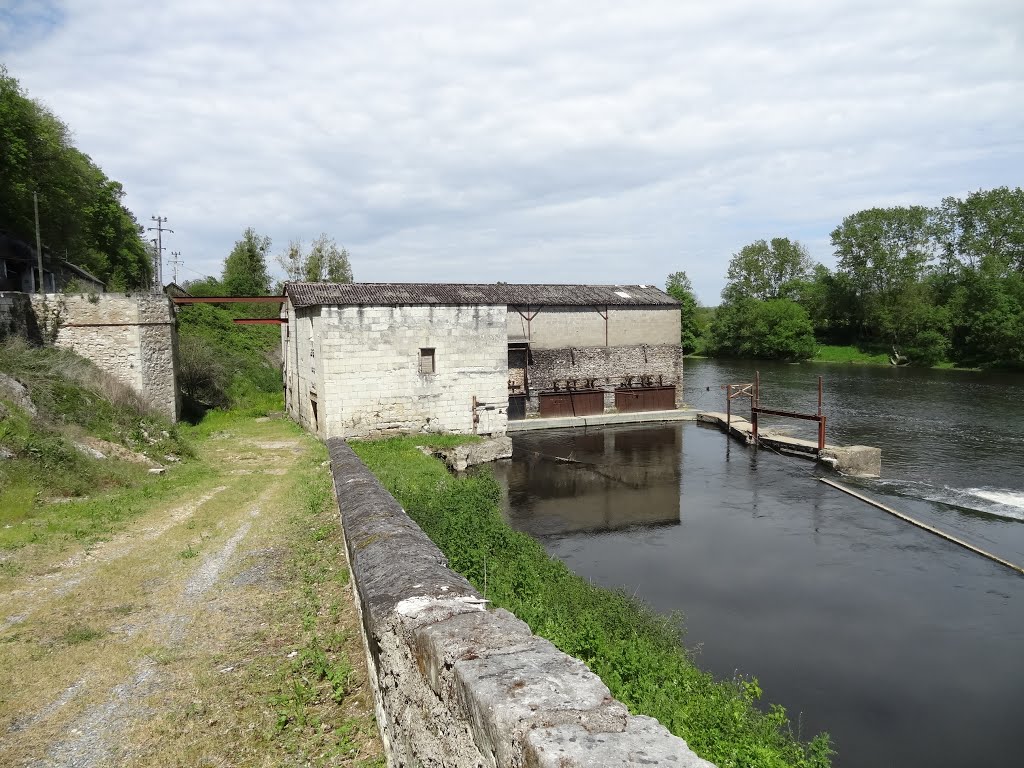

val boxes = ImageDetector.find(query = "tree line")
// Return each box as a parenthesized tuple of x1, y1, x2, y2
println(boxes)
(667, 187, 1024, 368)
(0, 66, 151, 289)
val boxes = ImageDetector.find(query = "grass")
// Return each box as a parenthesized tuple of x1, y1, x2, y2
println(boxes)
(0, 410, 383, 767)
(810, 345, 891, 365)
(0, 338, 194, 527)
(352, 436, 833, 768)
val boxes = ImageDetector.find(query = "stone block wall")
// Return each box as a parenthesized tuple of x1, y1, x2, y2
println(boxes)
(0, 292, 38, 342)
(526, 343, 684, 413)
(27, 293, 180, 422)
(328, 438, 715, 768)
(315, 304, 509, 439)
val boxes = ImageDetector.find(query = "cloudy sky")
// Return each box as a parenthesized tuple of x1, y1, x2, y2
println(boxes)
(2, 0, 1022, 302)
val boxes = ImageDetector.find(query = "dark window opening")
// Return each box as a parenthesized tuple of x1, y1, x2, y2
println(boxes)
(419, 348, 436, 374)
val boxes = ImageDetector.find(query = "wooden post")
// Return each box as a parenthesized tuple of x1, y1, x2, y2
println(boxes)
(751, 371, 759, 446)
(726, 385, 731, 436)
(817, 376, 825, 451)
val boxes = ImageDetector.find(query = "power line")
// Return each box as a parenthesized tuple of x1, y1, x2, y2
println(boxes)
(147, 215, 173, 291)
(169, 251, 183, 284)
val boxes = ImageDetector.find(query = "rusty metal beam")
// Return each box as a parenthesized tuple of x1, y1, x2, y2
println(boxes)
(173, 296, 286, 304)
(750, 406, 823, 422)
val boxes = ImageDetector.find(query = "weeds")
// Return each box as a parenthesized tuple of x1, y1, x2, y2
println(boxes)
(63, 624, 105, 645)
(353, 437, 833, 768)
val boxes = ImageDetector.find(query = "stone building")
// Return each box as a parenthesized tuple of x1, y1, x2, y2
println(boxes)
(0, 230, 106, 293)
(282, 282, 682, 440)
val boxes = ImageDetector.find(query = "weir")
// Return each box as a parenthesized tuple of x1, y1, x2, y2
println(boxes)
(697, 373, 882, 477)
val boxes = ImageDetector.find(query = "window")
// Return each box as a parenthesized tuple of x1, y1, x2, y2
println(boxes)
(419, 348, 436, 374)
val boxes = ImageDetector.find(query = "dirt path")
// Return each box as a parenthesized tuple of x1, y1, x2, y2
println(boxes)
(0, 417, 383, 767)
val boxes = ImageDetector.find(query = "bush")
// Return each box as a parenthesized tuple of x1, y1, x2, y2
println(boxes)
(710, 299, 816, 361)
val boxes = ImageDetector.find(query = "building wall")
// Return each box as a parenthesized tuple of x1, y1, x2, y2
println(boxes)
(314, 304, 508, 439)
(506, 305, 680, 349)
(285, 304, 324, 435)
(525, 343, 684, 412)
(28, 293, 180, 422)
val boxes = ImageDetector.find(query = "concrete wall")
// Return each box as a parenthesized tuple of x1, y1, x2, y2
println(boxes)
(286, 302, 509, 440)
(328, 438, 715, 768)
(526, 343, 684, 412)
(507, 305, 680, 349)
(28, 293, 180, 422)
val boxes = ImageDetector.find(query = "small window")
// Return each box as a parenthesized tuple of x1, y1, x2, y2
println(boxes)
(419, 348, 436, 374)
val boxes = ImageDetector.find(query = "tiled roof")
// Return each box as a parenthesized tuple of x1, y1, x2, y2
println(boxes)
(285, 282, 678, 308)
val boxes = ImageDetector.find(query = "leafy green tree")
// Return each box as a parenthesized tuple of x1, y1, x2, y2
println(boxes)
(222, 228, 272, 296)
(277, 234, 353, 283)
(933, 187, 1024, 274)
(665, 271, 700, 354)
(723, 237, 815, 301)
(710, 298, 815, 361)
(0, 66, 151, 288)
(830, 206, 935, 346)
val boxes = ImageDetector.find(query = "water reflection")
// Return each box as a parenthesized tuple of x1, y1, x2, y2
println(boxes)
(493, 426, 681, 535)
(497, 421, 1024, 768)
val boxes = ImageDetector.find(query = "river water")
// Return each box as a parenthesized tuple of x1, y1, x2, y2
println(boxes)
(493, 359, 1024, 768)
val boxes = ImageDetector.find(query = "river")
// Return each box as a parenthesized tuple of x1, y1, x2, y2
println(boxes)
(493, 359, 1024, 768)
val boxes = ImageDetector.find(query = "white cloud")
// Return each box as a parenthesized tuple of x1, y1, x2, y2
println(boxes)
(3, 0, 1022, 302)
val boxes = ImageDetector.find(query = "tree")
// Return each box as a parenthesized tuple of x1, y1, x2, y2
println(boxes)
(0, 66, 151, 289)
(723, 238, 815, 302)
(222, 228, 272, 296)
(830, 206, 935, 345)
(933, 187, 1024, 275)
(709, 298, 815, 361)
(277, 234, 353, 283)
(665, 271, 700, 354)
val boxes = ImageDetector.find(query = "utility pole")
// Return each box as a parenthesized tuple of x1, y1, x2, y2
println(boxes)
(169, 251, 183, 284)
(33, 191, 44, 293)
(147, 215, 173, 291)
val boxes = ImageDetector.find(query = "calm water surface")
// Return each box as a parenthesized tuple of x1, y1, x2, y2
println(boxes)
(493, 360, 1024, 768)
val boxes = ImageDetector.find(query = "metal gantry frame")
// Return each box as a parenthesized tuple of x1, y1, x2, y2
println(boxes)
(726, 372, 828, 452)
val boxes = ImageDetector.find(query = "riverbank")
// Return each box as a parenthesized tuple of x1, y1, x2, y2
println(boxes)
(352, 436, 833, 768)
(686, 346, 983, 370)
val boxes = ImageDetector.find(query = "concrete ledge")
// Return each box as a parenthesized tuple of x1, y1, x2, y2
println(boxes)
(508, 409, 697, 432)
(328, 437, 716, 767)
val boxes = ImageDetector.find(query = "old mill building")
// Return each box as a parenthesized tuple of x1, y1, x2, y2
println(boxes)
(281, 282, 683, 439)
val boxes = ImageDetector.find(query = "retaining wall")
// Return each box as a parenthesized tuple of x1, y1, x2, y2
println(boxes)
(0, 292, 39, 342)
(328, 437, 715, 767)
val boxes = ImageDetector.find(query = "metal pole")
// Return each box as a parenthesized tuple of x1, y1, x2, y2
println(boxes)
(752, 371, 759, 446)
(726, 385, 731, 436)
(33, 191, 44, 293)
(817, 375, 824, 451)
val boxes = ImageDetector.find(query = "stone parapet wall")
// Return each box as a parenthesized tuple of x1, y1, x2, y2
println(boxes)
(328, 438, 714, 768)
(27, 293, 180, 422)
(527, 343, 684, 413)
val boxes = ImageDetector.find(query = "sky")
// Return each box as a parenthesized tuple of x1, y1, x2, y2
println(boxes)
(2, 0, 1022, 303)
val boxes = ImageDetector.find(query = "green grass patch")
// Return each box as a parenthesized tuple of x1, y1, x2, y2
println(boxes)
(0, 460, 212, 551)
(62, 624, 106, 645)
(352, 437, 832, 768)
(810, 345, 890, 365)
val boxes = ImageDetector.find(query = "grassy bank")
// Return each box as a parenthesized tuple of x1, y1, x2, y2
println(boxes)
(810, 345, 890, 365)
(352, 437, 832, 768)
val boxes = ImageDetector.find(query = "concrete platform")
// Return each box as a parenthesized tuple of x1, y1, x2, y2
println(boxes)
(696, 411, 881, 477)
(507, 409, 697, 432)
